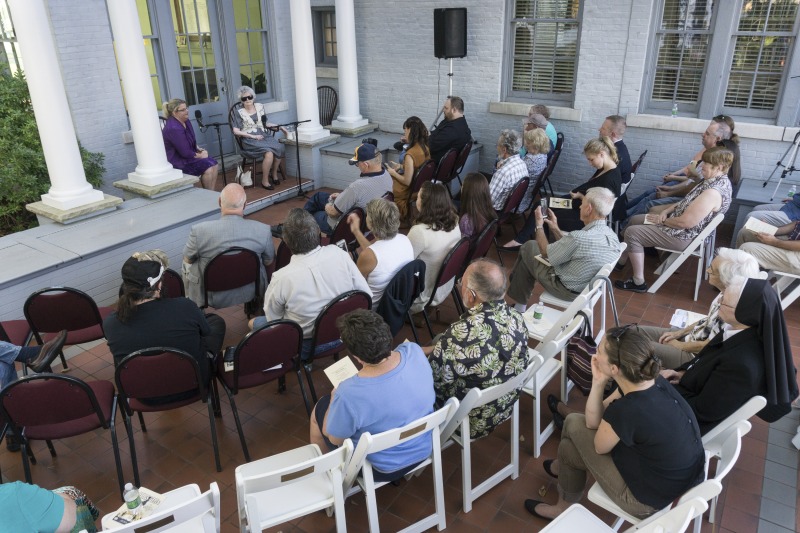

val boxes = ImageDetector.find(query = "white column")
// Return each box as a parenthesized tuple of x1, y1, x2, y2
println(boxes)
(8, 0, 104, 210)
(289, 0, 330, 142)
(107, 0, 183, 186)
(332, 0, 367, 129)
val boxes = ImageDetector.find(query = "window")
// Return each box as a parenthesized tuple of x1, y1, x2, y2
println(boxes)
(312, 8, 337, 67)
(135, 0, 164, 111)
(506, 0, 582, 104)
(645, 0, 800, 123)
(233, 0, 271, 95)
(0, 0, 22, 75)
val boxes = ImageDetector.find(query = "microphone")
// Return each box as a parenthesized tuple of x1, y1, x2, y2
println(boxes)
(194, 110, 205, 130)
(261, 114, 268, 129)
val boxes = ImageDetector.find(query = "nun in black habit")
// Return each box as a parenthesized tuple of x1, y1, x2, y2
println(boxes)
(663, 278, 799, 435)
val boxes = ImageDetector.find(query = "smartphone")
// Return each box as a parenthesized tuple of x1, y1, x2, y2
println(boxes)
(335, 239, 348, 252)
(540, 198, 548, 219)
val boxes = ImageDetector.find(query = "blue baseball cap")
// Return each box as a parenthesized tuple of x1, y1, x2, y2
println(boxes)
(348, 143, 379, 165)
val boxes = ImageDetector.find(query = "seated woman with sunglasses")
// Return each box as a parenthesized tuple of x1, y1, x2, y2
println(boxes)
(231, 85, 288, 189)
(526, 325, 705, 522)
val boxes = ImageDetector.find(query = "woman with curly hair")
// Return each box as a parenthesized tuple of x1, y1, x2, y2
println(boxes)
(409, 182, 462, 313)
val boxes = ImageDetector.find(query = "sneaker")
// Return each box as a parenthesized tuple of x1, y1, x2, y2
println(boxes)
(271, 224, 283, 239)
(615, 279, 649, 293)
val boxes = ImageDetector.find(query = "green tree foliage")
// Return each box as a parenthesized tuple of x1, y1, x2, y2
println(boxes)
(0, 70, 105, 235)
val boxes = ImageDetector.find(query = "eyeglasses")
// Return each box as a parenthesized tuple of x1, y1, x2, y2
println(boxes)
(241, 95, 254, 101)
(175, 107, 188, 113)
(455, 279, 477, 299)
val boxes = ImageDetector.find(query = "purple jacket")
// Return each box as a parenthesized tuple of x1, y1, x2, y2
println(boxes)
(162, 116, 199, 170)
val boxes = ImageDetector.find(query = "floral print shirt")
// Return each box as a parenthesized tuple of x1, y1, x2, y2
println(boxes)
(429, 300, 530, 439)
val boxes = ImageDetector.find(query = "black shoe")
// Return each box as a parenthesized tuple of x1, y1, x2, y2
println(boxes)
(543, 459, 558, 479)
(546, 394, 561, 416)
(28, 329, 67, 372)
(271, 224, 283, 239)
(615, 279, 649, 293)
(6, 430, 20, 452)
(524, 499, 553, 521)
(553, 410, 564, 431)
(262, 181, 275, 190)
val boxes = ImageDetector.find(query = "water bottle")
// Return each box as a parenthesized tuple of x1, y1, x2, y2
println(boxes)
(532, 302, 545, 324)
(788, 185, 796, 198)
(671, 103, 678, 118)
(123, 482, 143, 519)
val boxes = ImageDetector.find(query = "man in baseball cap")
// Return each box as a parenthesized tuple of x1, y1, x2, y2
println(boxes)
(301, 142, 392, 235)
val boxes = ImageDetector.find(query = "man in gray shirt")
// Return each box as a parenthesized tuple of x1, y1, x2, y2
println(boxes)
(301, 142, 392, 235)
(506, 187, 620, 309)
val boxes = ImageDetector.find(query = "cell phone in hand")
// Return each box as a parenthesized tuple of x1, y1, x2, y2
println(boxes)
(540, 198, 548, 219)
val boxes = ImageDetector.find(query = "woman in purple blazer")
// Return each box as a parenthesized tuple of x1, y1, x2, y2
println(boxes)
(162, 98, 219, 190)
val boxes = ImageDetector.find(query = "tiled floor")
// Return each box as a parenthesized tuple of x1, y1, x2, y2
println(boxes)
(1, 185, 799, 532)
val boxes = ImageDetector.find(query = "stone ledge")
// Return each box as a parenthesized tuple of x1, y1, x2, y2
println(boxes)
(327, 122, 378, 137)
(113, 175, 200, 199)
(282, 133, 341, 148)
(627, 114, 794, 142)
(26, 194, 123, 224)
(488, 101, 583, 122)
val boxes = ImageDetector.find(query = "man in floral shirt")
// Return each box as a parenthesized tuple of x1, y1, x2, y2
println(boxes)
(423, 259, 530, 439)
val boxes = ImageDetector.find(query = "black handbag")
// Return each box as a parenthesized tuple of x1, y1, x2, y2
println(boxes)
(565, 311, 597, 396)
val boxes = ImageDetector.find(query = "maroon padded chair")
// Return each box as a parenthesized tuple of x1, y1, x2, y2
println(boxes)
(420, 237, 472, 337)
(451, 141, 473, 187)
(323, 206, 366, 260)
(203, 247, 262, 311)
(24, 287, 113, 370)
(304, 290, 372, 403)
(494, 177, 530, 266)
(115, 347, 221, 486)
(0, 373, 124, 495)
(434, 148, 459, 195)
(542, 132, 565, 197)
(216, 320, 310, 460)
(454, 220, 500, 312)
(0, 320, 33, 376)
(267, 240, 293, 283)
(406, 159, 437, 223)
(161, 267, 185, 298)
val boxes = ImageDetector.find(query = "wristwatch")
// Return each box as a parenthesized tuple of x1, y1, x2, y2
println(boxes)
(536, 226, 544, 232)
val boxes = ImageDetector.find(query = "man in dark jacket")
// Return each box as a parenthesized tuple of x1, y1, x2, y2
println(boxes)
(429, 96, 472, 164)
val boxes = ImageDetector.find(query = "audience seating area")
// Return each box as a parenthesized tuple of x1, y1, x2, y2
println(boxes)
(0, 186, 798, 533)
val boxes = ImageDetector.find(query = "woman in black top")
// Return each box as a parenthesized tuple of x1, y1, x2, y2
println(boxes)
(526, 326, 705, 522)
(503, 136, 622, 248)
(103, 250, 226, 402)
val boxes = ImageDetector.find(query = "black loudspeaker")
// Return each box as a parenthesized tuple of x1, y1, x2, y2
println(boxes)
(434, 8, 467, 59)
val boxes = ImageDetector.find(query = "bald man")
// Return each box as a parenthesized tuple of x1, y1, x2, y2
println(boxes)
(423, 258, 530, 439)
(183, 183, 274, 308)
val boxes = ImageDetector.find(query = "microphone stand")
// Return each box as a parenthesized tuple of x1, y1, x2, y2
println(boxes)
(198, 119, 229, 187)
(275, 119, 311, 198)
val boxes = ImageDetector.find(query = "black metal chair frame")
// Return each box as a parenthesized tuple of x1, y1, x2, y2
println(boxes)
(115, 347, 222, 486)
(317, 85, 338, 126)
(0, 373, 124, 496)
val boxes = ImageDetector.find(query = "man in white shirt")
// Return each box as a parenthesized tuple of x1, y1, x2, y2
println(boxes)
(249, 208, 370, 360)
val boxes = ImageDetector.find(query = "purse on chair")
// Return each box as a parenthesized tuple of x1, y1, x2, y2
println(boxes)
(565, 311, 596, 396)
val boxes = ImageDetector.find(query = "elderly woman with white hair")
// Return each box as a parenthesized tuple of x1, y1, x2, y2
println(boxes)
(488, 129, 529, 211)
(230, 85, 288, 189)
(637, 248, 763, 368)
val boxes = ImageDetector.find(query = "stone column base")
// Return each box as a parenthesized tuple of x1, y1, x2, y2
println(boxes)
(113, 174, 200, 199)
(27, 194, 123, 225)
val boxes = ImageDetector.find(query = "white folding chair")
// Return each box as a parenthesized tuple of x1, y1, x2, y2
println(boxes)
(631, 495, 711, 533)
(589, 470, 724, 531)
(649, 213, 724, 301)
(521, 315, 584, 457)
(769, 270, 800, 310)
(342, 400, 457, 533)
(700, 395, 766, 446)
(234, 441, 352, 533)
(105, 483, 221, 533)
(439, 354, 544, 512)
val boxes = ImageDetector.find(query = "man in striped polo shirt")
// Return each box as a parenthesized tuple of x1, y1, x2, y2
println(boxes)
(302, 142, 393, 235)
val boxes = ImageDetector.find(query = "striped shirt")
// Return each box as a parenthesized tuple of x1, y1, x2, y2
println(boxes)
(548, 220, 621, 292)
(489, 155, 529, 210)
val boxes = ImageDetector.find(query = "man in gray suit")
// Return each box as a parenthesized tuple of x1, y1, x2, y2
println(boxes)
(182, 183, 274, 308)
